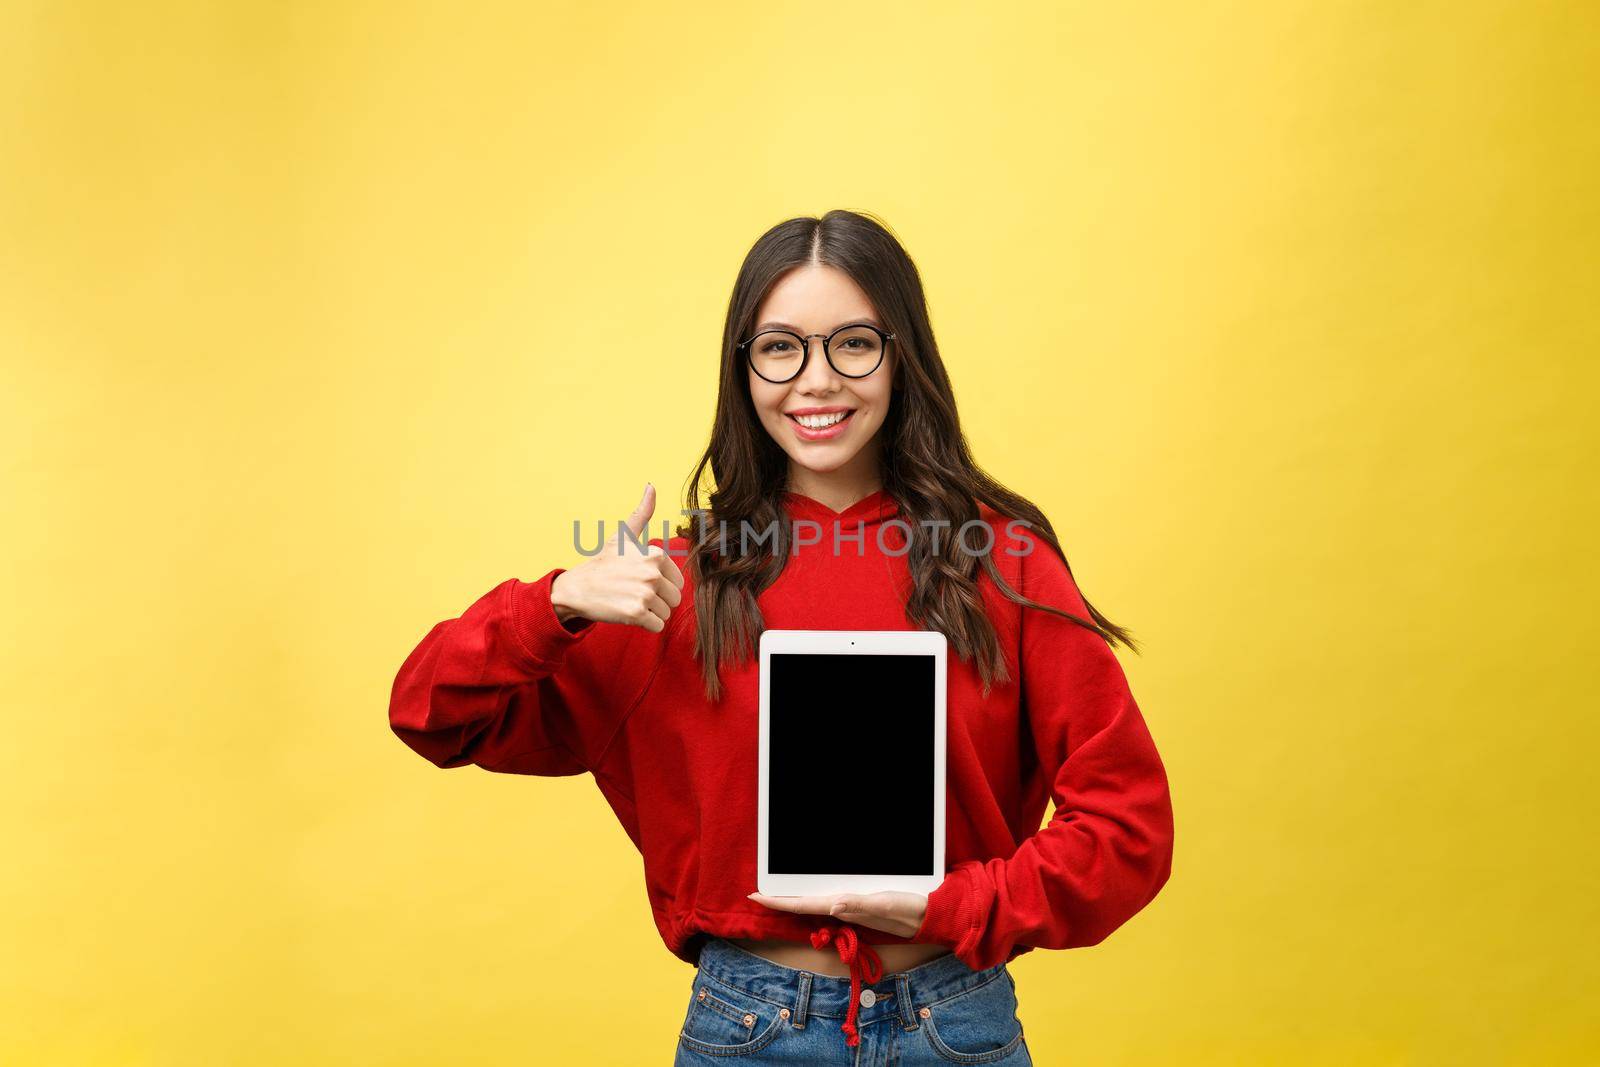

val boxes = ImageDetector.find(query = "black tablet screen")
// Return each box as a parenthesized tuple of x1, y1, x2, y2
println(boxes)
(768, 652, 935, 875)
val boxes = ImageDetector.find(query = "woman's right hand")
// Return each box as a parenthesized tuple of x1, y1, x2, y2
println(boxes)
(550, 483, 685, 633)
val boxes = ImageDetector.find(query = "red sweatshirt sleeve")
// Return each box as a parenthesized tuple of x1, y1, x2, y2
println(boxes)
(388, 568, 614, 776)
(912, 537, 1176, 970)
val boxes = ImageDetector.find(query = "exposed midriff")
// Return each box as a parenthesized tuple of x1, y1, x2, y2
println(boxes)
(727, 936, 952, 977)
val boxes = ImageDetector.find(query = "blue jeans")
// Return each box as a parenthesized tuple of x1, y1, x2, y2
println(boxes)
(673, 937, 1032, 1065)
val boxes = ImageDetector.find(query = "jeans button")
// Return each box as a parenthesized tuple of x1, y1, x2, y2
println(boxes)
(860, 989, 876, 1008)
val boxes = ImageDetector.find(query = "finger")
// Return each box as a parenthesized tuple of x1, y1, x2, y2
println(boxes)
(659, 550, 686, 590)
(651, 571, 683, 609)
(746, 892, 840, 915)
(642, 540, 687, 591)
(631, 607, 666, 634)
(830, 895, 892, 919)
(641, 591, 672, 624)
(621, 482, 656, 545)
(748, 893, 812, 913)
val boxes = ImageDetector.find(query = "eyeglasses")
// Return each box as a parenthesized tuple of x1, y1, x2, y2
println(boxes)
(737, 323, 895, 384)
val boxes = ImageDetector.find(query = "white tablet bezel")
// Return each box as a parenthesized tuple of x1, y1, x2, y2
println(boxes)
(756, 628, 947, 897)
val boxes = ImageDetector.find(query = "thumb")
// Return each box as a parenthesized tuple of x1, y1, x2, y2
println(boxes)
(620, 481, 655, 546)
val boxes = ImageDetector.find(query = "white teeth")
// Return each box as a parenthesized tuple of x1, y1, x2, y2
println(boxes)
(794, 411, 848, 429)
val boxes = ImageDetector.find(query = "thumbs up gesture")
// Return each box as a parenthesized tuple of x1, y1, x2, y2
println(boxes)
(550, 483, 686, 633)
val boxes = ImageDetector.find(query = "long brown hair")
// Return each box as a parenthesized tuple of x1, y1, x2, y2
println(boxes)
(672, 209, 1137, 702)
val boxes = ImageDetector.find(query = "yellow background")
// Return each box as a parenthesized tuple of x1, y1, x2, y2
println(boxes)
(3, 2, 1596, 1064)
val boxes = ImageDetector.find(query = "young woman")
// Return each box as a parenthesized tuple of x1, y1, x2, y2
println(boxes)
(388, 210, 1175, 1065)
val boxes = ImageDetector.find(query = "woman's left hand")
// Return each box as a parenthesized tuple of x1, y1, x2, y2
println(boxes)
(746, 890, 928, 938)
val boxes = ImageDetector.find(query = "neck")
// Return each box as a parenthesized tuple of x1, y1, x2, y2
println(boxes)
(784, 458, 884, 515)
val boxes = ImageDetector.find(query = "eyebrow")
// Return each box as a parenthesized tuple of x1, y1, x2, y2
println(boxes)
(754, 317, 883, 334)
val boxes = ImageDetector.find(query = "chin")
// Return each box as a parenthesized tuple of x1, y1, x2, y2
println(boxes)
(786, 453, 852, 475)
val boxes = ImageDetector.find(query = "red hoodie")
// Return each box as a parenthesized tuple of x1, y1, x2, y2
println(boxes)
(389, 488, 1174, 1041)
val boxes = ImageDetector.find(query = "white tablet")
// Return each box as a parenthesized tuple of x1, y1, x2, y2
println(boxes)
(756, 629, 947, 897)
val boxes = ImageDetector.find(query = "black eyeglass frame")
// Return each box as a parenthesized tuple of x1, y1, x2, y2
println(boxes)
(736, 323, 896, 384)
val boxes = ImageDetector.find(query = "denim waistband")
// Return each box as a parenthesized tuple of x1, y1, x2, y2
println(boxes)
(694, 936, 1010, 1033)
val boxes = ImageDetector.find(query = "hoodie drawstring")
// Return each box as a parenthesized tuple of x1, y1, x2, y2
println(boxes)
(809, 922, 884, 1048)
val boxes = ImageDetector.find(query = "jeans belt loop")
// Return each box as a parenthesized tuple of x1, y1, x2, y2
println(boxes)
(895, 972, 918, 1031)
(793, 971, 812, 1029)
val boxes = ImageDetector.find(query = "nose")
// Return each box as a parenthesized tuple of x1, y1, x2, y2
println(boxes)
(793, 335, 841, 393)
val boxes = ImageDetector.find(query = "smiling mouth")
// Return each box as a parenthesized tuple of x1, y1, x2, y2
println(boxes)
(786, 410, 855, 430)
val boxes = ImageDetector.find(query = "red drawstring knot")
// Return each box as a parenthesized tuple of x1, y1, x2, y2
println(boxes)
(810, 922, 884, 1047)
